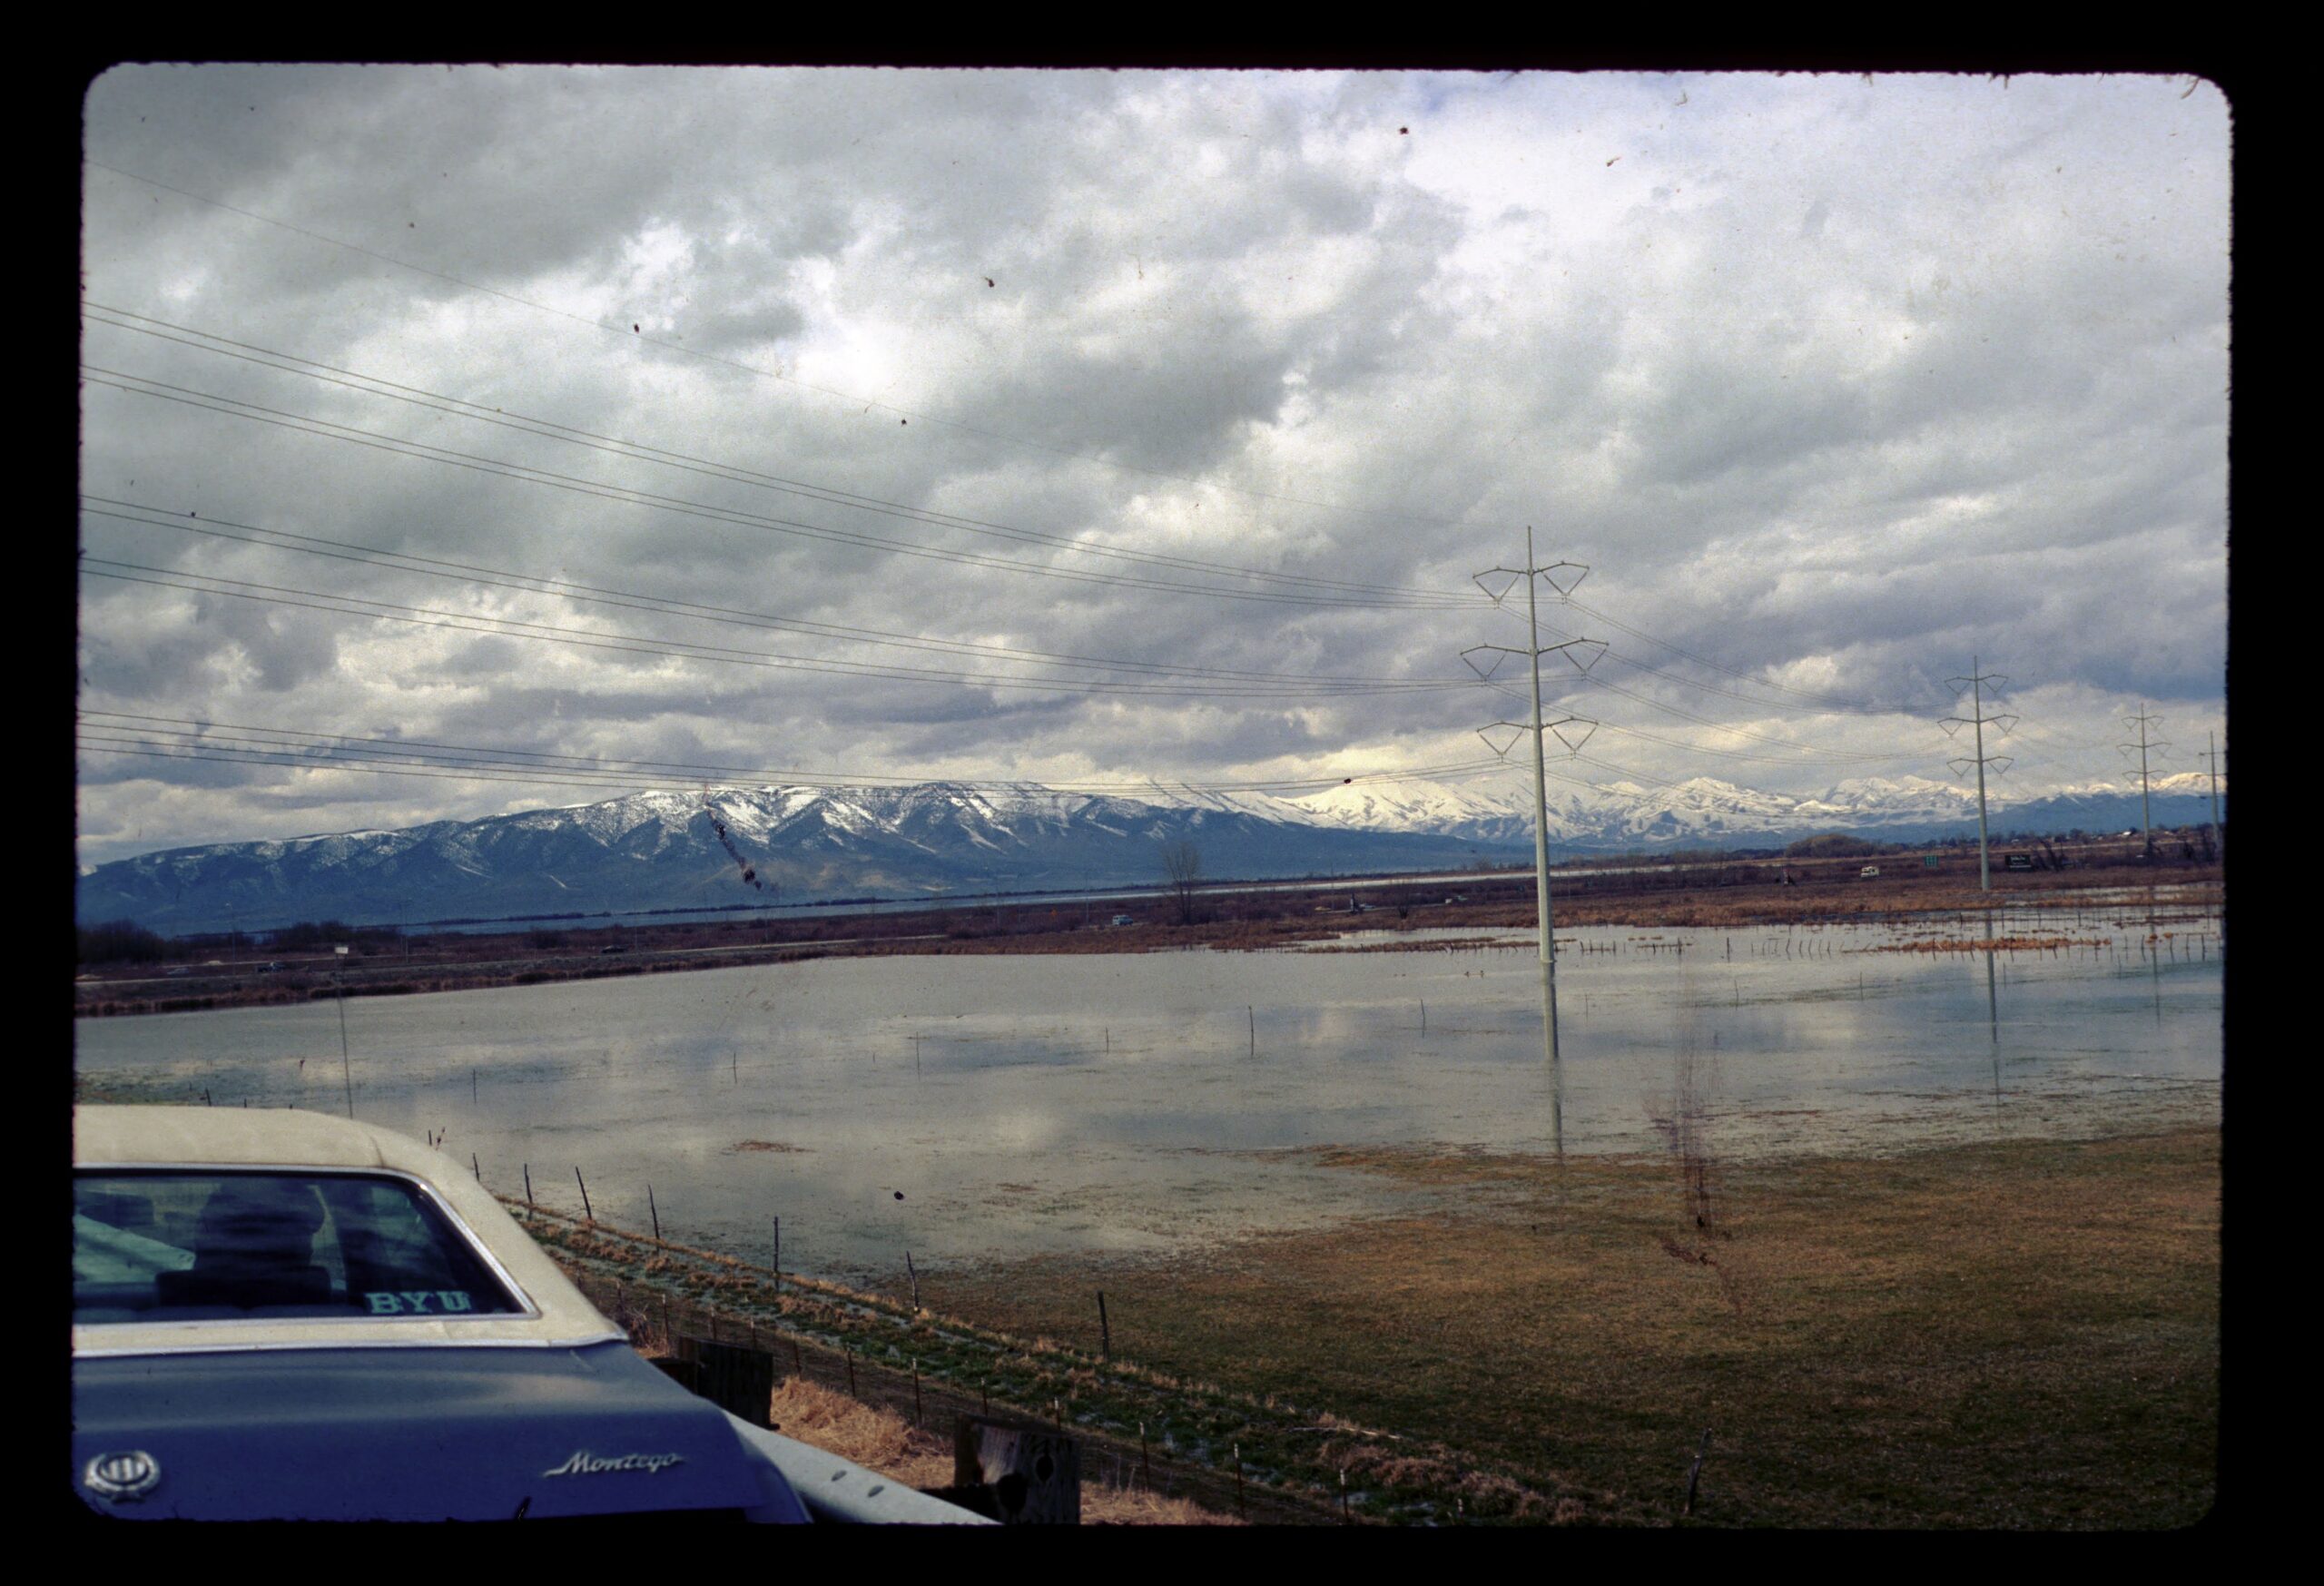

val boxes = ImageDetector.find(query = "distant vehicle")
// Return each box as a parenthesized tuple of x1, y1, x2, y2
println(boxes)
(1110, 914, 1134, 927)
(1858, 865, 1880, 878)
(598, 944, 628, 954)
(72, 1106, 986, 1523)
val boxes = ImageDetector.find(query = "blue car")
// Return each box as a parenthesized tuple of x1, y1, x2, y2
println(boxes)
(72, 1106, 984, 1523)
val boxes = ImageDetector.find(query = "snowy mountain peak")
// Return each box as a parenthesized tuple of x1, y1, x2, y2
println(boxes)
(78, 770, 2225, 937)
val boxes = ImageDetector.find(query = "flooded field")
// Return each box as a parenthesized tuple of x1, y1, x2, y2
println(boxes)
(74, 904, 2221, 1288)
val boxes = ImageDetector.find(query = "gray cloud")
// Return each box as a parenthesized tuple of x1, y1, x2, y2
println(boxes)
(77, 68, 2229, 866)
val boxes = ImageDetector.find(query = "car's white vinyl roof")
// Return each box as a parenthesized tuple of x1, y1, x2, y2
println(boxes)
(79, 1104, 446, 1171)
(74, 1105, 625, 1356)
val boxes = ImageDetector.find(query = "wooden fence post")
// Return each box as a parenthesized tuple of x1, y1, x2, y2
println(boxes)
(1683, 1427, 1712, 1517)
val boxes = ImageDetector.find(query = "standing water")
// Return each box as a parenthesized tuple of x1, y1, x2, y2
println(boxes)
(75, 912, 2220, 1286)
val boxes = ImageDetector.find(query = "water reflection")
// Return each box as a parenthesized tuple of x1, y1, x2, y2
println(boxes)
(2149, 902, 2167, 1025)
(1551, 1049, 1567, 1163)
(77, 915, 2221, 1285)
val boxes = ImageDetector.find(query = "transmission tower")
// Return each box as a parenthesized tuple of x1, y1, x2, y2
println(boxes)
(1941, 657, 2017, 891)
(2119, 709, 2169, 860)
(1464, 527, 1603, 1071)
(2198, 730, 2225, 846)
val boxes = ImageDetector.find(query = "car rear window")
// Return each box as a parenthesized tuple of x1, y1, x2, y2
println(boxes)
(74, 1171, 527, 1324)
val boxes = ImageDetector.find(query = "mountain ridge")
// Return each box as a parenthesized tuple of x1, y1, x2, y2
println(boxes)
(77, 773, 2224, 935)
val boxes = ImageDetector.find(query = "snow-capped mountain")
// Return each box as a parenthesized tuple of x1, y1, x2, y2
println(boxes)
(76, 772, 2224, 937)
(74, 783, 1518, 935)
(1274, 773, 1978, 846)
(1275, 771, 2217, 851)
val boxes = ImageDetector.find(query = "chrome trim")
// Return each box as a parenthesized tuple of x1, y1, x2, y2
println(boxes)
(74, 1161, 542, 1323)
(722, 1414, 993, 1525)
(73, 1329, 627, 1360)
(84, 1450, 161, 1502)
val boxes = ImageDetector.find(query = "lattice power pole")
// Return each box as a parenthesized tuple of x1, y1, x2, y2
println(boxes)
(2120, 709, 2169, 860)
(1465, 528, 1604, 1069)
(1941, 657, 2017, 891)
(2199, 730, 2225, 845)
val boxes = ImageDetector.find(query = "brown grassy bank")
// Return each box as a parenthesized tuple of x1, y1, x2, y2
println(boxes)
(522, 1123, 2218, 1528)
(921, 1127, 2220, 1529)
(745, 1378, 1238, 1525)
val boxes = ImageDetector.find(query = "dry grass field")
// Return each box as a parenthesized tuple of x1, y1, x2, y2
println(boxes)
(926, 1127, 2220, 1527)
(535, 1119, 2219, 1528)
(749, 1377, 1239, 1525)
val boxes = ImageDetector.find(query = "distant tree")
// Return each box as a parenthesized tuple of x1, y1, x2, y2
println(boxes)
(1785, 832, 1879, 860)
(276, 920, 359, 950)
(78, 919, 166, 964)
(1159, 838, 1204, 925)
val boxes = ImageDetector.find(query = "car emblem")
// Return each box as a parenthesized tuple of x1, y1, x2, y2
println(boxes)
(542, 1451, 686, 1477)
(84, 1450, 162, 1502)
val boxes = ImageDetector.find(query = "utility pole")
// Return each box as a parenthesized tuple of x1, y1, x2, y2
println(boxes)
(1941, 657, 2017, 891)
(333, 942, 354, 1118)
(2120, 709, 2167, 861)
(2199, 730, 2225, 847)
(1465, 529, 1603, 1074)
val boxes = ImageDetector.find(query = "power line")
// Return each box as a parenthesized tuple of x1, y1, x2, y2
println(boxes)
(83, 302, 1482, 606)
(81, 497, 1463, 691)
(1499, 597, 1922, 722)
(85, 162, 1474, 534)
(83, 367, 1476, 611)
(1941, 657, 2017, 889)
(77, 712, 1517, 799)
(1486, 672, 1922, 763)
(1555, 592, 1898, 715)
(1467, 530, 1596, 1080)
(1583, 717, 1944, 771)
(78, 558, 1478, 700)
(77, 737, 1525, 803)
(2119, 707, 2169, 859)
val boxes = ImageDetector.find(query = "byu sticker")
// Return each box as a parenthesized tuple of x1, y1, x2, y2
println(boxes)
(363, 1290, 476, 1314)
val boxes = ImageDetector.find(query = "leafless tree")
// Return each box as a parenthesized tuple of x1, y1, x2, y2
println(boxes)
(1159, 838, 1203, 924)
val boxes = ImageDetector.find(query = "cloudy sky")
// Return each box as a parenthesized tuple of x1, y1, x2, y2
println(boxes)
(76, 67, 2230, 867)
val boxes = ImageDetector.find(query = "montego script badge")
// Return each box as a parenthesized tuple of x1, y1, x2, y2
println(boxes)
(543, 1451, 687, 1477)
